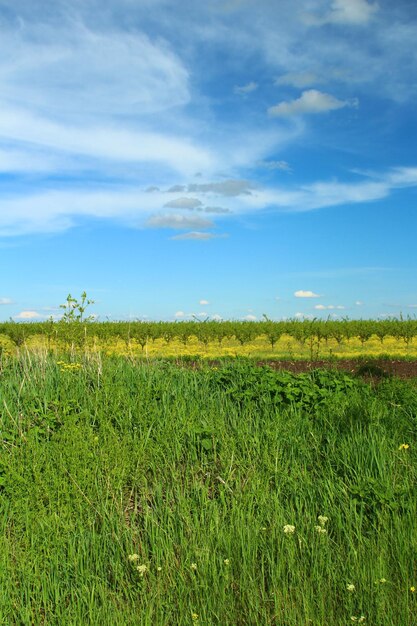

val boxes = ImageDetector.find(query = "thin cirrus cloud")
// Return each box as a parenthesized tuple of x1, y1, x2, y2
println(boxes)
(0, 167, 416, 237)
(304, 0, 379, 26)
(268, 90, 358, 117)
(257, 160, 292, 172)
(234, 81, 258, 95)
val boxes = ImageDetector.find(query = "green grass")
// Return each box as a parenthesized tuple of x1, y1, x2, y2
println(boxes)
(0, 353, 416, 625)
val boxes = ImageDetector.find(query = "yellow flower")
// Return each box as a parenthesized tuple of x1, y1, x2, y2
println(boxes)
(317, 515, 329, 526)
(128, 554, 139, 562)
(398, 443, 410, 450)
(283, 524, 295, 534)
(191, 613, 199, 621)
(191, 563, 198, 571)
(347, 583, 355, 592)
(315, 525, 327, 534)
(224, 559, 230, 565)
(136, 564, 148, 576)
(410, 586, 416, 593)
(379, 578, 387, 584)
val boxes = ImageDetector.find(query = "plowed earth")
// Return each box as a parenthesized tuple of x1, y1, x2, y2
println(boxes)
(258, 359, 417, 380)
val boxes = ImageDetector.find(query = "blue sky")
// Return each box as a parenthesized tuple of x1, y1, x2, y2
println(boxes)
(1, 0, 417, 321)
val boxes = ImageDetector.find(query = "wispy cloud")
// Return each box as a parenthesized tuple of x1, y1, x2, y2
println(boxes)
(305, 0, 379, 27)
(258, 160, 292, 172)
(268, 90, 358, 117)
(234, 81, 258, 95)
(275, 72, 324, 88)
(0, 298, 13, 305)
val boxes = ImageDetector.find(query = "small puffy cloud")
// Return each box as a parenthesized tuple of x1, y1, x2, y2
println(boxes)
(275, 72, 323, 88)
(295, 312, 314, 319)
(164, 197, 203, 209)
(294, 290, 321, 298)
(314, 304, 345, 310)
(146, 213, 213, 229)
(307, 0, 379, 26)
(145, 186, 160, 193)
(258, 160, 292, 172)
(355, 300, 364, 305)
(0, 298, 13, 305)
(170, 231, 226, 240)
(234, 81, 258, 95)
(14, 310, 42, 319)
(166, 185, 186, 192)
(212, 314, 222, 321)
(202, 206, 232, 214)
(175, 311, 185, 318)
(268, 90, 358, 117)
(188, 179, 252, 196)
(199, 299, 209, 305)
(243, 314, 257, 321)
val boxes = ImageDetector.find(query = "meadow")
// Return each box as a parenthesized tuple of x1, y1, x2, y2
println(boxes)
(0, 350, 416, 625)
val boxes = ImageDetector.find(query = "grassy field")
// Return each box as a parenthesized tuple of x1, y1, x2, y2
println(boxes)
(0, 353, 416, 625)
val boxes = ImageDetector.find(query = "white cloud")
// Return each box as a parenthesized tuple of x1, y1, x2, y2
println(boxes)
(355, 300, 364, 305)
(212, 314, 223, 321)
(0, 298, 13, 305)
(306, 0, 379, 26)
(199, 299, 209, 305)
(164, 197, 203, 209)
(243, 314, 257, 321)
(0, 25, 190, 117)
(14, 310, 42, 319)
(314, 304, 345, 310)
(268, 90, 358, 117)
(0, 106, 213, 177)
(174, 311, 185, 318)
(234, 81, 258, 95)
(145, 213, 214, 230)
(258, 160, 292, 172)
(0, 166, 415, 237)
(294, 290, 321, 298)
